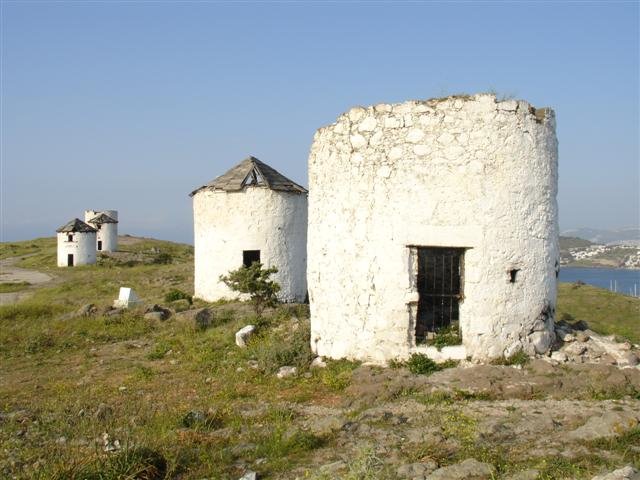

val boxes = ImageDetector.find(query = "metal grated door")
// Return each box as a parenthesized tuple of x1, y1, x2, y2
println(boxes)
(416, 247, 464, 341)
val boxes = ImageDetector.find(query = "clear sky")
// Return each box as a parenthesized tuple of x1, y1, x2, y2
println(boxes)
(1, 1, 638, 244)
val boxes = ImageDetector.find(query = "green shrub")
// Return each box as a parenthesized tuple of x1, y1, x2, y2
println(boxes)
(491, 350, 530, 367)
(427, 324, 462, 350)
(220, 262, 280, 316)
(53, 447, 167, 480)
(152, 252, 173, 264)
(406, 353, 441, 375)
(164, 289, 192, 305)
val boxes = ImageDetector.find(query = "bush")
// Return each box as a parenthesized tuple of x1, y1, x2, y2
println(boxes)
(427, 324, 462, 351)
(164, 289, 192, 305)
(220, 262, 280, 316)
(491, 350, 530, 366)
(152, 252, 173, 265)
(406, 353, 441, 375)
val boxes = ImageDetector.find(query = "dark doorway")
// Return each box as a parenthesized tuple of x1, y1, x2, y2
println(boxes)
(67, 254, 74, 267)
(97, 241, 103, 251)
(416, 247, 465, 341)
(243, 250, 261, 267)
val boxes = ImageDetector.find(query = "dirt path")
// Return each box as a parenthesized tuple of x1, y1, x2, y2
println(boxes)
(0, 257, 54, 305)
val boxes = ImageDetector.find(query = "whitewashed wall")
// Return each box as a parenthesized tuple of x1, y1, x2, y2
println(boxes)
(57, 231, 97, 267)
(308, 94, 559, 363)
(193, 188, 308, 302)
(85, 210, 118, 252)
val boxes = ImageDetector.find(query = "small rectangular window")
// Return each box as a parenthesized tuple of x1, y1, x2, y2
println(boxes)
(67, 234, 73, 242)
(243, 250, 260, 267)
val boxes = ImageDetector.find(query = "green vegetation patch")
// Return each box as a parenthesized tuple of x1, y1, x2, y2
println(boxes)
(557, 282, 640, 343)
(0, 281, 31, 293)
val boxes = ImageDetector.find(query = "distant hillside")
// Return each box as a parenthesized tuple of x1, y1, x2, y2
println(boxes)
(559, 236, 593, 249)
(561, 227, 640, 246)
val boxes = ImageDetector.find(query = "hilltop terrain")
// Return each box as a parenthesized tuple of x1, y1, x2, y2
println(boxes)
(0, 236, 639, 479)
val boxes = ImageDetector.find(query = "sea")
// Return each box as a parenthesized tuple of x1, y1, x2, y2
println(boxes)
(559, 267, 640, 297)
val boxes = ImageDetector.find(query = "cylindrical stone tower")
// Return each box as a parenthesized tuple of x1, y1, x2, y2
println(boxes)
(308, 94, 559, 363)
(85, 210, 118, 252)
(191, 156, 308, 303)
(56, 218, 97, 267)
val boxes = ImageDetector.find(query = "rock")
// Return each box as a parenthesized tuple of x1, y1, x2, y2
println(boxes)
(504, 470, 540, 480)
(238, 471, 258, 480)
(236, 325, 256, 347)
(567, 411, 639, 441)
(194, 308, 213, 330)
(276, 366, 297, 378)
(426, 458, 494, 479)
(113, 287, 142, 308)
(591, 466, 639, 480)
(144, 304, 171, 320)
(576, 331, 590, 342)
(397, 461, 438, 479)
(550, 351, 568, 363)
(564, 342, 587, 356)
(181, 409, 223, 429)
(94, 403, 113, 421)
(105, 308, 124, 317)
(77, 304, 97, 317)
(144, 312, 165, 321)
(618, 351, 639, 367)
(559, 331, 576, 342)
(310, 357, 327, 369)
(306, 415, 346, 436)
(529, 331, 553, 354)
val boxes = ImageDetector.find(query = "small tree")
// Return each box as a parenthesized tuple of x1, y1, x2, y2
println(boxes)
(220, 262, 280, 316)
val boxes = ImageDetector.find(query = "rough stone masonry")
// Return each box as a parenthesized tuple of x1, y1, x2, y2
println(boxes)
(308, 93, 559, 363)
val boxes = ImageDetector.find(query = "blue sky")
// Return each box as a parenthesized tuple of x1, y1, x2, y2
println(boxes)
(1, 1, 638, 243)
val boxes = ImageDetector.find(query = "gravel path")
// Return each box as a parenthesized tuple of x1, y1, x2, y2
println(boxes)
(0, 257, 54, 305)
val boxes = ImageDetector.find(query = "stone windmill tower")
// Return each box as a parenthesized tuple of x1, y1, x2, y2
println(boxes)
(191, 156, 308, 302)
(56, 218, 97, 267)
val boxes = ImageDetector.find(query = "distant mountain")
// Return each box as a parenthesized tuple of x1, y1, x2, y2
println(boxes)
(560, 227, 640, 246)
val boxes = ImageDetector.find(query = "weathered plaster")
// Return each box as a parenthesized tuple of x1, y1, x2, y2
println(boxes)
(308, 94, 559, 363)
(193, 188, 308, 302)
(57, 231, 97, 267)
(85, 210, 118, 252)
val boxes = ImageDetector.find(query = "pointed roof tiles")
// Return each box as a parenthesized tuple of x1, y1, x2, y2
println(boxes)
(56, 218, 97, 233)
(190, 156, 307, 196)
(88, 213, 118, 224)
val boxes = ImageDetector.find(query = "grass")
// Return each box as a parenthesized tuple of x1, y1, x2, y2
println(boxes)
(557, 282, 640, 343)
(1, 237, 639, 479)
(0, 281, 31, 293)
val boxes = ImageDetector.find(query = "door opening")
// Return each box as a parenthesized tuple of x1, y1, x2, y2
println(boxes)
(97, 240, 103, 251)
(67, 254, 74, 267)
(243, 250, 261, 267)
(415, 247, 465, 342)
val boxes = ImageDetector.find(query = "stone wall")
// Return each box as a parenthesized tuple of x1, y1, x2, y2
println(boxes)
(308, 94, 559, 363)
(193, 188, 308, 302)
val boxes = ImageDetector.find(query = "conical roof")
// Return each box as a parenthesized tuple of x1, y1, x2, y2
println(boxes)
(56, 218, 97, 233)
(88, 213, 118, 224)
(190, 156, 307, 196)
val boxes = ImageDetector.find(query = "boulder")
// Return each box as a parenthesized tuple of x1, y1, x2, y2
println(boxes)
(591, 466, 639, 480)
(397, 461, 438, 479)
(238, 471, 258, 480)
(276, 366, 297, 378)
(236, 325, 256, 347)
(144, 304, 171, 320)
(567, 411, 639, 441)
(426, 458, 494, 479)
(311, 357, 327, 369)
(77, 304, 98, 317)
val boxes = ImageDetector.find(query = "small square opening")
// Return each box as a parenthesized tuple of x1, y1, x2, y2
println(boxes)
(243, 250, 261, 267)
(67, 234, 73, 242)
